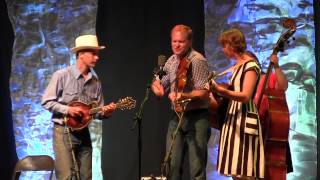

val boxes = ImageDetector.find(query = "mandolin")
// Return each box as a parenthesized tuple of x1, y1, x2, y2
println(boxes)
(65, 97, 136, 131)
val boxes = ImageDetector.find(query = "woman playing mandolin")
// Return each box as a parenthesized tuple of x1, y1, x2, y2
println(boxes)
(206, 28, 264, 180)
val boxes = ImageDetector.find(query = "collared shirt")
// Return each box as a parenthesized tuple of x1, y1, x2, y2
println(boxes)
(160, 49, 209, 110)
(41, 64, 104, 124)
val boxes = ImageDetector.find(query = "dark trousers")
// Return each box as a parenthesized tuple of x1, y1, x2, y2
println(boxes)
(166, 109, 210, 180)
(53, 124, 92, 180)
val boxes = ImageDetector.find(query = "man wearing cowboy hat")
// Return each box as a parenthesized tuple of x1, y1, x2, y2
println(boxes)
(42, 34, 116, 180)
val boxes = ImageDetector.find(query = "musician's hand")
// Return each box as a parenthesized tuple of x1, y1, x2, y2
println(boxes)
(68, 106, 85, 117)
(208, 79, 219, 91)
(151, 80, 164, 97)
(208, 92, 218, 111)
(101, 102, 117, 118)
(168, 92, 177, 103)
(204, 82, 210, 91)
(270, 54, 279, 68)
(176, 92, 184, 100)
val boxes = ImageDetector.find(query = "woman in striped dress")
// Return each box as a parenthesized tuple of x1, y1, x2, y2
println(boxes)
(207, 28, 264, 180)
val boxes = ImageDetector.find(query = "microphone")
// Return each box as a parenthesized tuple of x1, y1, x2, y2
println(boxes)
(154, 55, 167, 79)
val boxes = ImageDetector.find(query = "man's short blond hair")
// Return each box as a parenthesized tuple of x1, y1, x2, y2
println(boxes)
(171, 24, 193, 41)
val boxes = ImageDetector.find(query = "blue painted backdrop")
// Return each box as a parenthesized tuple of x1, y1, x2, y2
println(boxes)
(6, 0, 316, 179)
(204, 0, 316, 180)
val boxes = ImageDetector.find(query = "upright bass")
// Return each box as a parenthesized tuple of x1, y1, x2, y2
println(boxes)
(256, 19, 296, 180)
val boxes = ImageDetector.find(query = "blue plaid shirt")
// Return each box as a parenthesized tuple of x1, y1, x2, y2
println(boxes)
(161, 49, 209, 110)
(41, 65, 104, 124)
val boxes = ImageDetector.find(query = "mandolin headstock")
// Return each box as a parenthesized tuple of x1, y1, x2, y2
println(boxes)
(116, 97, 136, 110)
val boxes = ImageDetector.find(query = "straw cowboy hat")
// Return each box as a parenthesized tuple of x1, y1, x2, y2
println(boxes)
(71, 34, 105, 53)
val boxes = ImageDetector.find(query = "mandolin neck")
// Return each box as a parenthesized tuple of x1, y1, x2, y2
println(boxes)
(89, 103, 120, 115)
(89, 107, 102, 115)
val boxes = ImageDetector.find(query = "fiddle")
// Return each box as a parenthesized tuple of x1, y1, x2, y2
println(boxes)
(176, 58, 190, 91)
(174, 55, 191, 112)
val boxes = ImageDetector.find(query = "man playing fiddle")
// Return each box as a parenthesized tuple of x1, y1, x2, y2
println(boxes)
(151, 24, 210, 180)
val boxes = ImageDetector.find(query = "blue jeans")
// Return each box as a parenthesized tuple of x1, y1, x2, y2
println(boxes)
(166, 109, 210, 180)
(53, 124, 92, 180)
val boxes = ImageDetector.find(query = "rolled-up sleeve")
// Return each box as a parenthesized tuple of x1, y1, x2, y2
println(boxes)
(160, 57, 175, 93)
(41, 72, 69, 115)
(192, 59, 209, 89)
(94, 82, 107, 120)
(160, 69, 170, 93)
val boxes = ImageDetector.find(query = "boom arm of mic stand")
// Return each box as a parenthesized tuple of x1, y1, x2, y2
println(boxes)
(131, 85, 150, 130)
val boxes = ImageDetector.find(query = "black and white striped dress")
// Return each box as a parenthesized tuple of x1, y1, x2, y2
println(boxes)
(217, 60, 265, 178)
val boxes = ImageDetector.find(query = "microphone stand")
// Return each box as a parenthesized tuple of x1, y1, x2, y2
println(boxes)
(160, 100, 190, 178)
(131, 81, 151, 180)
(131, 66, 166, 180)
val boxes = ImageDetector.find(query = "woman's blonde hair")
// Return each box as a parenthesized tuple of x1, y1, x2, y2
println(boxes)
(218, 28, 247, 54)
